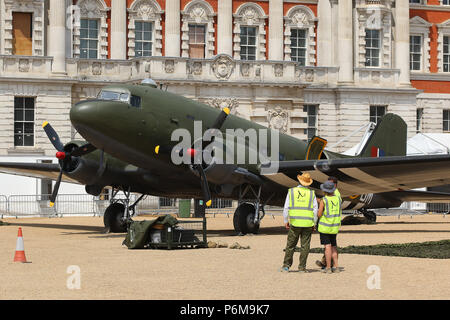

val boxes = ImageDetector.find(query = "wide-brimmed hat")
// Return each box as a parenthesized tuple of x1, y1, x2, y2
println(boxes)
(297, 173, 313, 186)
(320, 180, 336, 193)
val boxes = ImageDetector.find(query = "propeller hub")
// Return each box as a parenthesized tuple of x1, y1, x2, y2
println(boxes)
(56, 151, 66, 160)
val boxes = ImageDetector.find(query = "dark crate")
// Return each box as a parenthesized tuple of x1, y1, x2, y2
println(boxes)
(147, 218, 207, 250)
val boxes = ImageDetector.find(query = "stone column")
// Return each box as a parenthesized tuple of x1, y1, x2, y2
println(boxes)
(165, 0, 181, 57)
(269, 0, 283, 61)
(110, 0, 127, 60)
(317, 0, 332, 66)
(337, 0, 353, 84)
(395, 0, 410, 86)
(48, 0, 66, 73)
(217, 0, 232, 55)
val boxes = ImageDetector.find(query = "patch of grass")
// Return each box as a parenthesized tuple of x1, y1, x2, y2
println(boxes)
(308, 240, 450, 259)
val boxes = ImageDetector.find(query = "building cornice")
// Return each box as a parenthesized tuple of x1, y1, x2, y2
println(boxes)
(411, 73, 450, 81)
(409, 5, 450, 12)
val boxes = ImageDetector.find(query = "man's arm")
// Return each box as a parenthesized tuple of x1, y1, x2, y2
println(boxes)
(283, 191, 290, 229)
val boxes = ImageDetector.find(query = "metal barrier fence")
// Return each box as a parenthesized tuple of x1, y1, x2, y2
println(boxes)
(0, 192, 448, 218)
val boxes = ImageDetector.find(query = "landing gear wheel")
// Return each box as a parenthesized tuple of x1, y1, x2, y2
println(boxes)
(233, 203, 260, 235)
(362, 210, 377, 223)
(104, 203, 127, 233)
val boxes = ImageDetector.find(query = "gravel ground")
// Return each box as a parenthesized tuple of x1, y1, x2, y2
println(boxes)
(0, 214, 449, 300)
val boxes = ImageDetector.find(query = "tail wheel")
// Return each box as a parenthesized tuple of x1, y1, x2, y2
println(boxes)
(233, 203, 260, 235)
(104, 202, 127, 233)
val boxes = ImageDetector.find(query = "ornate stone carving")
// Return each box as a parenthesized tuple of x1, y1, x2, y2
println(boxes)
(92, 62, 102, 75)
(242, 8, 258, 25)
(187, 61, 203, 75)
(190, 5, 207, 23)
(274, 64, 283, 77)
(206, 97, 239, 115)
(19, 59, 30, 73)
(305, 69, 314, 82)
(137, 0, 157, 20)
(212, 55, 235, 80)
(241, 63, 251, 77)
(78, 0, 102, 18)
(165, 60, 175, 73)
(268, 107, 289, 133)
(291, 12, 309, 27)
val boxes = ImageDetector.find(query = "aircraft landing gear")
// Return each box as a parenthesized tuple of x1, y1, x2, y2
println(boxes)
(361, 209, 377, 223)
(103, 187, 146, 233)
(233, 185, 268, 235)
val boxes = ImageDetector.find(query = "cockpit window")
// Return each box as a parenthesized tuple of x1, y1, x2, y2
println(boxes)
(98, 90, 141, 108)
(130, 95, 141, 108)
(99, 91, 120, 100)
(98, 90, 130, 103)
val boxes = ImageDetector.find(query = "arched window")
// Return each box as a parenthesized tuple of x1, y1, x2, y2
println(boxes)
(233, 3, 267, 61)
(284, 5, 317, 66)
(73, 0, 109, 59)
(128, 0, 164, 57)
(181, 0, 216, 59)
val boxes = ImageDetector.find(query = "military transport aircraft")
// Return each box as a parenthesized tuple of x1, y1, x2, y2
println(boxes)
(2, 79, 450, 234)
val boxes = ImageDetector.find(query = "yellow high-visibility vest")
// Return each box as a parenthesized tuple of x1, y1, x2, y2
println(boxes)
(318, 195, 342, 234)
(288, 186, 315, 228)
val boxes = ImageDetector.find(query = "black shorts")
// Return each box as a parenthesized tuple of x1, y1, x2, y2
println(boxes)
(320, 233, 337, 247)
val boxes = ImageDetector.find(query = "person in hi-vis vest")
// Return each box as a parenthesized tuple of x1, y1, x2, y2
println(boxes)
(317, 180, 342, 274)
(316, 176, 341, 270)
(280, 173, 318, 273)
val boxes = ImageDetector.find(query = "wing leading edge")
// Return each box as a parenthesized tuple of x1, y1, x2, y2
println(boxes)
(0, 162, 80, 184)
(260, 154, 450, 197)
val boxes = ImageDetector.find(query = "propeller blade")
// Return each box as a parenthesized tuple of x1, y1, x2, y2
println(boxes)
(211, 107, 230, 130)
(42, 121, 64, 152)
(194, 164, 212, 207)
(49, 169, 63, 207)
(71, 143, 97, 157)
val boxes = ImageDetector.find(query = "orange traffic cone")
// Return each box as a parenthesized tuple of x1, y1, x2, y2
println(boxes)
(13, 228, 27, 263)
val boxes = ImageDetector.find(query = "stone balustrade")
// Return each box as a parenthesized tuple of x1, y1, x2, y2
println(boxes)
(0, 54, 407, 88)
(0, 55, 52, 77)
(354, 68, 400, 87)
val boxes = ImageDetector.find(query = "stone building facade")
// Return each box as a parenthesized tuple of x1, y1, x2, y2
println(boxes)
(0, 0, 449, 170)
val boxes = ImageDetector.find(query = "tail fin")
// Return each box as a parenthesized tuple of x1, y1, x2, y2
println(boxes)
(359, 113, 407, 157)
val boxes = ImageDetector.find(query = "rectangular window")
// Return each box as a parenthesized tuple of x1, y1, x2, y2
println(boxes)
(135, 21, 153, 57)
(417, 108, 424, 133)
(80, 19, 98, 59)
(12, 12, 33, 56)
(188, 24, 206, 59)
(303, 105, 317, 141)
(443, 0, 450, 5)
(444, 110, 450, 132)
(14, 97, 35, 147)
(240, 26, 257, 61)
(290, 29, 307, 66)
(410, 35, 422, 71)
(365, 29, 380, 67)
(409, 0, 422, 3)
(370, 105, 386, 124)
(444, 36, 450, 73)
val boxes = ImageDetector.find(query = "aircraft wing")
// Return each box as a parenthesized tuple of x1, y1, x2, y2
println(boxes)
(383, 190, 450, 203)
(260, 154, 450, 197)
(0, 162, 80, 184)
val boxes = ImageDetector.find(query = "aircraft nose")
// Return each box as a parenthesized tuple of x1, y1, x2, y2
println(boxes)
(70, 100, 100, 129)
